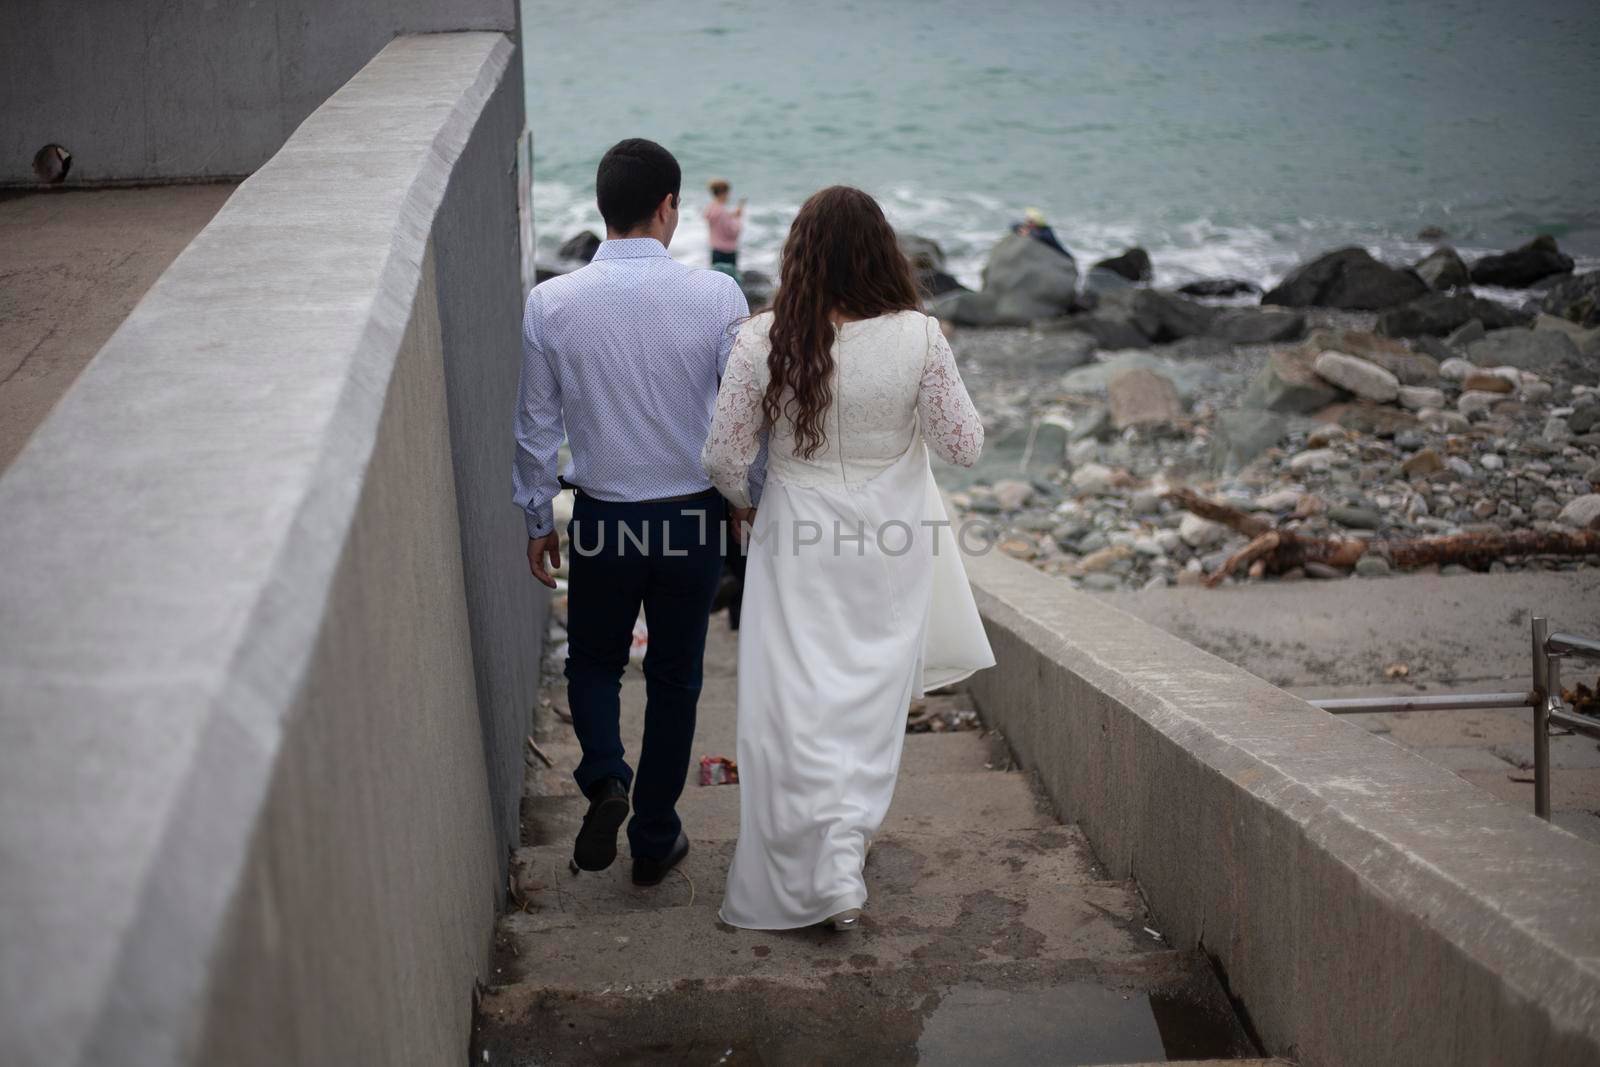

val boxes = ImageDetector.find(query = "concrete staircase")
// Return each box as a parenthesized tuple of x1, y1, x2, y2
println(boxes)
(474, 622, 1270, 1065)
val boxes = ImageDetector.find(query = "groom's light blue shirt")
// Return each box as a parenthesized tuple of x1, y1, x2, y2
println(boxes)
(514, 237, 757, 538)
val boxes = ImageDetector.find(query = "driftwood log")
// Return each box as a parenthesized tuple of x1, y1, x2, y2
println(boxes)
(1167, 488, 1600, 588)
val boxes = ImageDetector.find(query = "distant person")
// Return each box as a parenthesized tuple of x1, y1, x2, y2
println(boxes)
(514, 138, 759, 889)
(704, 179, 745, 271)
(1013, 207, 1072, 260)
(704, 186, 994, 933)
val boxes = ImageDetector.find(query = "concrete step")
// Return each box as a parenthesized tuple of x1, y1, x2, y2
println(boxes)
(475, 952, 1262, 1066)
(510, 824, 1109, 917)
(520, 768, 1054, 848)
(493, 866, 1155, 988)
(523, 728, 1009, 801)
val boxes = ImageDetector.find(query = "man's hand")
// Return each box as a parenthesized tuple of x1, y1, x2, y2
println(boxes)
(730, 507, 757, 546)
(527, 533, 562, 589)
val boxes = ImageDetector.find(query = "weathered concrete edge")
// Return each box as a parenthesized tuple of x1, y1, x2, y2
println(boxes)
(0, 34, 519, 1066)
(961, 548, 1600, 1066)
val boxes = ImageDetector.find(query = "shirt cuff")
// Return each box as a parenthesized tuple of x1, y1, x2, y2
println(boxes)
(525, 502, 555, 539)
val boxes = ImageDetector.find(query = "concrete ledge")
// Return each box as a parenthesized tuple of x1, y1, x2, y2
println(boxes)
(962, 548, 1600, 1066)
(0, 34, 537, 1066)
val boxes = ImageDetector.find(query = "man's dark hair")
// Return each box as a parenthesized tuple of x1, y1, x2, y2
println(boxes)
(596, 139, 681, 234)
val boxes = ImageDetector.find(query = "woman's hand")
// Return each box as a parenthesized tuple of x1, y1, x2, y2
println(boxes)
(730, 506, 757, 546)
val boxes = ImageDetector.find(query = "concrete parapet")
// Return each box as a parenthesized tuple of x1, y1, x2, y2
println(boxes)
(962, 548, 1600, 1066)
(0, 33, 538, 1065)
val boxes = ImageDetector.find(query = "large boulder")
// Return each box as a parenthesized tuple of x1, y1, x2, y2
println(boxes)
(1466, 328, 1585, 379)
(558, 230, 602, 263)
(1107, 368, 1182, 429)
(1241, 345, 1342, 413)
(1093, 247, 1153, 283)
(1177, 278, 1261, 298)
(1208, 307, 1307, 345)
(1118, 288, 1217, 342)
(937, 233, 1080, 326)
(1541, 271, 1600, 328)
(1376, 292, 1533, 338)
(1413, 247, 1471, 291)
(1469, 235, 1574, 288)
(1262, 247, 1429, 310)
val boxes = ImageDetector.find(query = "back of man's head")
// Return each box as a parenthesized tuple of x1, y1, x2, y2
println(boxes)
(596, 139, 681, 234)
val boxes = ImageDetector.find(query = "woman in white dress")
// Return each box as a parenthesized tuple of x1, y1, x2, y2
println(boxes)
(702, 186, 994, 932)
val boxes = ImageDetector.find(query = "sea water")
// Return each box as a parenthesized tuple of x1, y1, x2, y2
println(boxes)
(521, 0, 1600, 289)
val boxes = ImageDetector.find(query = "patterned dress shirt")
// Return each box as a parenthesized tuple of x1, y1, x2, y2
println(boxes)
(513, 237, 759, 538)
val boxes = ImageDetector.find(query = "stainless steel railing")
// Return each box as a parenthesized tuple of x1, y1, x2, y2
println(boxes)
(1308, 617, 1600, 821)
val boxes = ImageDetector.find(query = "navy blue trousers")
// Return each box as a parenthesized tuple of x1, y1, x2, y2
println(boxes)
(564, 490, 724, 859)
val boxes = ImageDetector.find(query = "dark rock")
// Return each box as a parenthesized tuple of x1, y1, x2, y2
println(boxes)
(1103, 288, 1218, 343)
(1262, 247, 1429, 310)
(917, 269, 967, 299)
(1541, 271, 1600, 328)
(1413, 247, 1471, 291)
(1241, 345, 1341, 413)
(1082, 266, 1135, 296)
(1469, 235, 1574, 289)
(1093, 247, 1153, 283)
(1445, 318, 1487, 348)
(1207, 307, 1307, 345)
(1066, 314, 1149, 351)
(558, 230, 602, 263)
(1376, 292, 1533, 338)
(1413, 334, 1456, 364)
(1417, 225, 1448, 241)
(1178, 278, 1262, 298)
(937, 233, 1081, 326)
(1210, 409, 1288, 474)
(740, 269, 776, 310)
(899, 233, 946, 272)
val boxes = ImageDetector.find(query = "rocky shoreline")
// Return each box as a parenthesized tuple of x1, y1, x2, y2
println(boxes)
(931, 235, 1600, 591)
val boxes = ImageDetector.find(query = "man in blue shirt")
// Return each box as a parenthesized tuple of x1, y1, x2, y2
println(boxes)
(514, 139, 751, 887)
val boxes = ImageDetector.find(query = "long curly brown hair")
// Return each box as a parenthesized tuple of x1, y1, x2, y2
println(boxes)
(762, 186, 922, 459)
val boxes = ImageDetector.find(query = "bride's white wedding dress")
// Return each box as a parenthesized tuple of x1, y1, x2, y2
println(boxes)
(702, 309, 994, 930)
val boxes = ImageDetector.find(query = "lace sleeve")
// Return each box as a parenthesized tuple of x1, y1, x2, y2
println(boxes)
(703, 325, 767, 509)
(918, 320, 984, 467)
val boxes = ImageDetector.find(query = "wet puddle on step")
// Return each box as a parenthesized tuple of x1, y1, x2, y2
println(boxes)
(477, 970, 1258, 1065)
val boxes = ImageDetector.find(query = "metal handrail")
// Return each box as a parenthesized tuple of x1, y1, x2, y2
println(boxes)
(1307, 616, 1600, 822)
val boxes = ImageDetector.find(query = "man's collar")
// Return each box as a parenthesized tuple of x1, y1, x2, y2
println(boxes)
(593, 237, 670, 261)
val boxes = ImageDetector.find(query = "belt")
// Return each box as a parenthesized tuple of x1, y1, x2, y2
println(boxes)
(568, 485, 719, 506)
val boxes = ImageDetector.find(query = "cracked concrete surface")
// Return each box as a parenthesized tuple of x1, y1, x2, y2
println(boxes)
(0, 184, 235, 470)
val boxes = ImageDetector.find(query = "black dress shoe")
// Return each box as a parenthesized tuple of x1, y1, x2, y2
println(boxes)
(631, 831, 690, 886)
(572, 778, 629, 872)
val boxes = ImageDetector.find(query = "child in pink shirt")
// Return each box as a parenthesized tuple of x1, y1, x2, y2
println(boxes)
(704, 178, 745, 269)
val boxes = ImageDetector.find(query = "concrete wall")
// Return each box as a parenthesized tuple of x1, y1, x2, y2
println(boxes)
(0, 33, 541, 1066)
(0, 0, 515, 185)
(962, 548, 1600, 1067)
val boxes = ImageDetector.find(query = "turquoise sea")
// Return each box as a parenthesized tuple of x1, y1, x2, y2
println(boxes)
(520, 0, 1600, 289)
